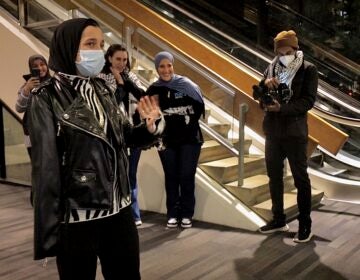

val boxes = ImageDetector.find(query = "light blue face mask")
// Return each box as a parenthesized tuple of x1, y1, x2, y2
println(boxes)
(75, 50, 105, 77)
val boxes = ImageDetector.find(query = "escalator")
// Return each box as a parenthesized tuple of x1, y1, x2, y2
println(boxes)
(139, 0, 360, 115)
(136, 0, 360, 202)
(143, 0, 359, 102)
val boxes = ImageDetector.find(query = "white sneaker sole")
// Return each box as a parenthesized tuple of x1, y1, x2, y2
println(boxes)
(259, 224, 289, 234)
(293, 232, 313, 243)
(167, 223, 178, 228)
(181, 223, 192, 228)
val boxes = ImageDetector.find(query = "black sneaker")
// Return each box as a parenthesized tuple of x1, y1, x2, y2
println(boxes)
(293, 226, 313, 243)
(259, 220, 289, 233)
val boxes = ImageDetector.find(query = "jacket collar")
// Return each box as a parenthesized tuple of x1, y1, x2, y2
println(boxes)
(53, 75, 124, 146)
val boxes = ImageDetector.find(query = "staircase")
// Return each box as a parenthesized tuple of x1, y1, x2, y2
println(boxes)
(198, 108, 324, 223)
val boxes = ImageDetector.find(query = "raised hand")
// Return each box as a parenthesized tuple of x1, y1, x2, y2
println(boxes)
(137, 96, 161, 133)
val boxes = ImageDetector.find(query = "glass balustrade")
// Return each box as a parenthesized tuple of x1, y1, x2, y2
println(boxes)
(0, 101, 30, 183)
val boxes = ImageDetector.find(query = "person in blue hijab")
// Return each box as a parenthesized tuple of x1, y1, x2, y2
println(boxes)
(146, 51, 205, 229)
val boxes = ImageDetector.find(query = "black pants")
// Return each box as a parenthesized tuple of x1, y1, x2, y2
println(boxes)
(158, 143, 202, 219)
(56, 207, 140, 280)
(265, 136, 312, 227)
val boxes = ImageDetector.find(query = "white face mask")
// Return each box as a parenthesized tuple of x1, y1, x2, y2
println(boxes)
(279, 54, 295, 67)
(76, 50, 105, 77)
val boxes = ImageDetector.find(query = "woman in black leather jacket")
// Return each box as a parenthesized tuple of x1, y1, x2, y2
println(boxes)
(28, 18, 163, 279)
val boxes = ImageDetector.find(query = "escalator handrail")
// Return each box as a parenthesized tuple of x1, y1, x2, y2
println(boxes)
(161, 0, 272, 64)
(0, 98, 22, 124)
(318, 84, 360, 115)
(318, 146, 360, 169)
(312, 107, 360, 128)
(301, 37, 360, 77)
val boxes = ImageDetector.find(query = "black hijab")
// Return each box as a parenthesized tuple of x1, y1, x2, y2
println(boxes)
(48, 18, 100, 75)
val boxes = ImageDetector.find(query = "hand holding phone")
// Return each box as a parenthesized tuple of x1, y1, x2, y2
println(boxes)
(22, 74, 32, 81)
(22, 69, 41, 96)
(22, 68, 41, 81)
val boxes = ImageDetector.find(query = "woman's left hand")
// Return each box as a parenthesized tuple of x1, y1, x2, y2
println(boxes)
(137, 96, 161, 133)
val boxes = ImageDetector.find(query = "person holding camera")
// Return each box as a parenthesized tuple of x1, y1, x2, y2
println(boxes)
(15, 54, 51, 157)
(257, 30, 318, 243)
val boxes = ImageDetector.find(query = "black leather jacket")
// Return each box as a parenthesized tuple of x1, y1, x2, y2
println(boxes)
(28, 76, 157, 260)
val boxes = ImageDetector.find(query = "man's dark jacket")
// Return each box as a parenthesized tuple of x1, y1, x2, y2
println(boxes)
(261, 61, 318, 139)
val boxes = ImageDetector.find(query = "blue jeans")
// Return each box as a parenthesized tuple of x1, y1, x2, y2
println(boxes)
(129, 147, 142, 221)
(158, 143, 202, 219)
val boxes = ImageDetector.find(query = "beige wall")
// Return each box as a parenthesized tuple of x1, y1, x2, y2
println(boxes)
(0, 10, 48, 115)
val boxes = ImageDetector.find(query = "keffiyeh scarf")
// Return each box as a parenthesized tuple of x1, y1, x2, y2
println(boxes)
(267, 50, 304, 89)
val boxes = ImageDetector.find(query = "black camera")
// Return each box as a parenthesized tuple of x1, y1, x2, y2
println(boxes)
(252, 83, 291, 105)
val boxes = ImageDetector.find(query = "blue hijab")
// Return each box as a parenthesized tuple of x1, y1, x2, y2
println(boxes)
(153, 51, 203, 104)
(153, 74, 204, 104)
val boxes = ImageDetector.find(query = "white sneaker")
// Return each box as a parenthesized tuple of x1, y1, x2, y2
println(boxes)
(181, 218, 192, 228)
(167, 218, 178, 228)
(135, 220, 142, 226)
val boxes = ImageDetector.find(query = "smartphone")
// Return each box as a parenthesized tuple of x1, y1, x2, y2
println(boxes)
(31, 68, 40, 79)
(22, 74, 32, 81)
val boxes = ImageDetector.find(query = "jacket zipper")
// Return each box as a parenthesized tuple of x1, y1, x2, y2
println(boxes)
(58, 119, 118, 209)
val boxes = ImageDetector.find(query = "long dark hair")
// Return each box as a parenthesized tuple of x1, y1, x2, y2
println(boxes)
(102, 44, 131, 74)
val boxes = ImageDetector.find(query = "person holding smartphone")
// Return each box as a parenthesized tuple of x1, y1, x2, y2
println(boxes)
(15, 54, 51, 157)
